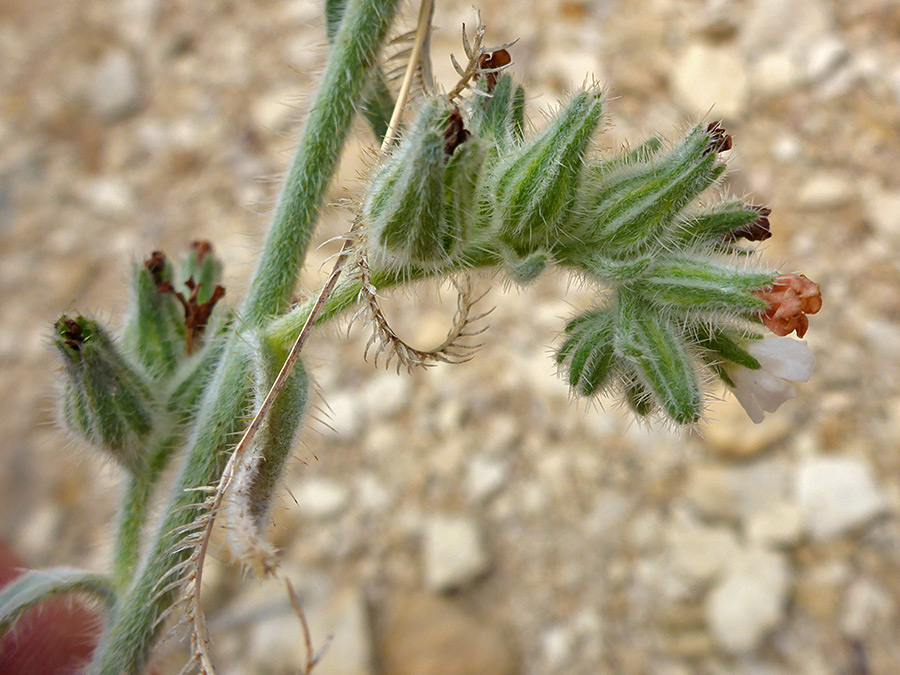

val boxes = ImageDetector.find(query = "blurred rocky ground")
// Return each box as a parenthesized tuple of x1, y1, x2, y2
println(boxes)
(2, 0, 900, 673)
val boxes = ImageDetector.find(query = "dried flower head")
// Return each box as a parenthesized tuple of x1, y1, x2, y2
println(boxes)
(754, 273, 822, 338)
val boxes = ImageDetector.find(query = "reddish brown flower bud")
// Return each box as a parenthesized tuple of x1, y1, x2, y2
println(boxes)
(754, 273, 822, 338)
(57, 316, 84, 351)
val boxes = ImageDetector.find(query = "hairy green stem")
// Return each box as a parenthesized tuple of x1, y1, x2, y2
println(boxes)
(241, 0, 401, 327)
(88, 1, 401, 671)
(111, 331, 231, 591)
(266, 267, 413, 348)
(89, 344, 253, 675)
(110, 432, 181, 591)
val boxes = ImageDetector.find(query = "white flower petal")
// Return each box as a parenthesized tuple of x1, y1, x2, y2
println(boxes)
(728, 337, 813, 423)
(730, 376, 765, 423)
(748, 369, 796, 412)
(746, 337, 815, 382)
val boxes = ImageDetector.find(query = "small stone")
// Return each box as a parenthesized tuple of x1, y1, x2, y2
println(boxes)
(250, 586, 373, 675)
(795, 173, 856, 210)
(361, 372, 413, 419)
(628, 509, 663, 552)
(794, 561, 849, 620)
(665, 516, 741, 589)
(538, 46, 605, 95)
(733, 458, 792, 525)
(840, 578, 896, 639)
(701, 397, 793, 457)
(117, 0, 160, 46)
(16, 503, 63, 560)
(252, 88, 299, 133)
(683, 464, 739, 520)
(740, 0, 832, 60)
(746, 502, 806, 546)
(428, 438, 467, 478)
(355, 472, 392, 512)
(805, 36, 848, 83)
(570, 606, 603, 641)
(86, 50, 142, 122)
(705, 548, 791, 654)
(665, 630, 716, 659)
(584, 490, 634, 537)
(814, 61, 860, 99)
(890, 65, 900, 104)
(696, 0, 740, 40)
(750, 52, 802, 96)
(378, 592, 517, 675)
(862, 181, 900, 239)
(671, 43, 750, 120)
(423, 514, 490, 591)
(311, 588, 374, 675)
(517, 481, 549, 515)
(771, 133, 802, 162)
(795, 456, 889, 540)
(363, 424, 397, 456)
(580, 407, 621, 439)
(465, 455, 509, 502)
(540, 624, 576, 669)
(80, 177, 135, 215)
(249, 607, 312, 672)
(293, 477, 350, 520)
(480, 414, 519, 454)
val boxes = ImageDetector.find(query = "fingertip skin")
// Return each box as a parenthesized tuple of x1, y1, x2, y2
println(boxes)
(0, 539, 100, 675)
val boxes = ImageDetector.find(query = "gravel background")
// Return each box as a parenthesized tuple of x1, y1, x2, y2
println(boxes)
(2, 0, 900, 673)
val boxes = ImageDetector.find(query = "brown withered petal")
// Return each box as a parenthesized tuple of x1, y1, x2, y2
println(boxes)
(158, 276, 226, 353)
(754, 273, 822, 338)
(56, 317, 84, 351)
(189, 240, 213, 262)
(477, 49, 512, 92)
(705, 121, 733, 155)
(145, 251, 168, 287)
(728, 206, 772, 242)
(443, 107, 470, 156)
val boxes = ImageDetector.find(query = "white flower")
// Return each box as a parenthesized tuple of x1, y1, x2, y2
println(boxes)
(729, 337, 815, 424)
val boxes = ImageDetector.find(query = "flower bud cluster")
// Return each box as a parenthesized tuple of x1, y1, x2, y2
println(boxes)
(361, 74, 821, 424)
(55, 244, 233, 468)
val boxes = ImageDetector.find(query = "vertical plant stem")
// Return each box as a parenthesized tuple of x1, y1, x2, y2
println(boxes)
(88, 1, 401, 672)
(90, 347, 253, 675)
(242, 0, 402, 327)
(110, 433, 180, 590)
